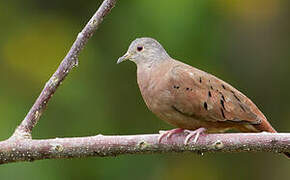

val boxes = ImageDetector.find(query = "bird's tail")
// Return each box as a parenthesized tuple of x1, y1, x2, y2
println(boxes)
(253, 120, 290, 159)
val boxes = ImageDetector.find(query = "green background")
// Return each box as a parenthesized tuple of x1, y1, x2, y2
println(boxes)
(0, 0, 289, 179)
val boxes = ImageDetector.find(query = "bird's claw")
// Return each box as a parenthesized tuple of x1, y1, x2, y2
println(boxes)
(158, 128, 184, 143)
(158, 127, 206, 144)
(184, 128, 206, 145)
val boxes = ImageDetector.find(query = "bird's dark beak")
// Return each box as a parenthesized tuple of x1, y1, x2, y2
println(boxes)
(117, 52, 130, 64)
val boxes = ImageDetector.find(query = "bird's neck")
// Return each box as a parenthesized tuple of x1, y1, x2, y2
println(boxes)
(136, 59, 172, 97)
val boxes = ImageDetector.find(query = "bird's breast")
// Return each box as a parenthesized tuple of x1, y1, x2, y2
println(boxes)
(137, 65, 173, 115)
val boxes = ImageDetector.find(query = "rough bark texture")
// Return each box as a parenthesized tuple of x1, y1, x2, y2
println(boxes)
(0, 0, 289, 165)
(0, 133, 289, 164)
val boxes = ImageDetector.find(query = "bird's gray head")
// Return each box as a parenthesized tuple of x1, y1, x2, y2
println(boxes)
(117, 37, 169, 67)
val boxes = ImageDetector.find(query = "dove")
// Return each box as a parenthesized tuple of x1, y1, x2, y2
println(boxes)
(117, 37, 289, 158)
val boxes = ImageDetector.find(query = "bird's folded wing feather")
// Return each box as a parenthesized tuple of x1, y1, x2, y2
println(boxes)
(168, 63, 261, 124)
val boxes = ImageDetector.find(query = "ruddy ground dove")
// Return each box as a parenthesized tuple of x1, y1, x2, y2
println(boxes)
(117, 37, 289, 158)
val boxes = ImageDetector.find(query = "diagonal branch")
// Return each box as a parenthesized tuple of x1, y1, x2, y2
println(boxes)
(1, 133, 289, 164)
(12, 0, 117, 139)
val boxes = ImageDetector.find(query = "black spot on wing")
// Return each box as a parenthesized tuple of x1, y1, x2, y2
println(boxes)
(220, 108, 226, 119)
(239, 104, 246, 112)
(220, 100, 225, 110)
(208, 91, 212, 97)
(231, 90, 241, 102)
(221, 95, 225, 101)
(234, 94, 241, 102)
(203, 102, 208, 110)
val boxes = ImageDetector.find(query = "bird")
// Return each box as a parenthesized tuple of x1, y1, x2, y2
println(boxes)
(117, 37, 289, 158)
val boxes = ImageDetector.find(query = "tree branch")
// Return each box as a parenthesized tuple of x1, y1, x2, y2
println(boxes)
(12, 0, 117, 139)
(0, 133, 289, 164)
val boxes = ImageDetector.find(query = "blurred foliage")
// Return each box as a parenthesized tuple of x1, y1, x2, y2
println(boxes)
(0, 0, 289, 179)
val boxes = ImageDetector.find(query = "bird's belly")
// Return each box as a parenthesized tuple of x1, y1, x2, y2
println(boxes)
(145, 89, 203, 130)
(158, 109, 233, 132)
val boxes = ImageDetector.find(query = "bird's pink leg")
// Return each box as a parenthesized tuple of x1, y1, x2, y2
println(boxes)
(158, 128, 184, 143)
(184, 127, 206, 145)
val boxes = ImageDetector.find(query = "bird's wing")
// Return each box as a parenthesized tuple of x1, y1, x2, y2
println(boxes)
(168, 63, 263, 125)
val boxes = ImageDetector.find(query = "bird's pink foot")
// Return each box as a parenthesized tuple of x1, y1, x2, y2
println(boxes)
(184, 127, 206, 145)
(158, 128, 184, 143)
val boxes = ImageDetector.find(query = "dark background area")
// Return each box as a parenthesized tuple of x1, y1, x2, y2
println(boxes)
(0, 0, 289, 179)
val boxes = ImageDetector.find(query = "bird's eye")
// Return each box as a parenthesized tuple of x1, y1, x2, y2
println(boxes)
(137, 46, 143, 52)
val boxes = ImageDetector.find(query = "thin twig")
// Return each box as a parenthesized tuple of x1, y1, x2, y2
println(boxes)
(0, 133, 289, 164)
(12, 0, 117, 139)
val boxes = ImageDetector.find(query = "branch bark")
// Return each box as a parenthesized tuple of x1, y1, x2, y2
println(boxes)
(1, 0, 289, 165)
(0, 133, 289, 164)
(12, 0, 117, 139)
